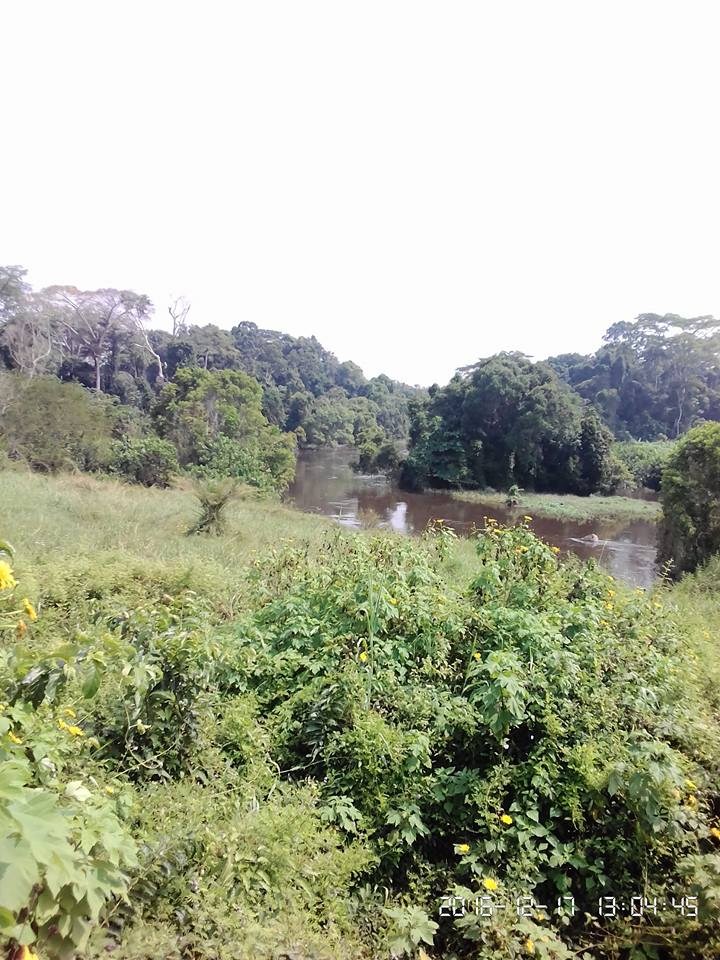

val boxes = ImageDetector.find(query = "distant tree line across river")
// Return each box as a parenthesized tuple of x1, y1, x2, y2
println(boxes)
(2, 264, 719, 501)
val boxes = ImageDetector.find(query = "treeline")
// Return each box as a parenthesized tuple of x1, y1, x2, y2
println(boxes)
(400, 353, 623, 494)
(399, 314, 720, 495)
(547, 313, 720, 440)
(0, 265, 421, 488)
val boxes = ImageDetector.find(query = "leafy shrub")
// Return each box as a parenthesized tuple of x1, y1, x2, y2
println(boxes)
(110, 436, 179, 487)
(0, 548, 137, 957)
(194, 433, 295, 492)
(227, 524, 720, 956)
(0, 373, 113, 472)
(615, 439, 676, 490)
(658, 422, 720, 575)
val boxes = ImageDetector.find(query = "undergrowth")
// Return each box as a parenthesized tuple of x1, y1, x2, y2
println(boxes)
(0, 475, 719, 959)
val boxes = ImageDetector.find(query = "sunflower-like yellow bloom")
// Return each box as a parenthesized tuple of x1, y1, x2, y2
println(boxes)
(22, 598, 37, 621)
(455, 843, 470, 854)
(482, 877, 498, 891)
(359, 651, 368, 663)
(525, 939, 535, 955)
(500, 814, 513, 825)
(58, 718, 84, 737)
(710, 827, 720, 839)
(0, 560, 16, 592)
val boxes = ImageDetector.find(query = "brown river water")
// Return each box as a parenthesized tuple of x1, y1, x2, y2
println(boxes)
(286, 447, 659, 589)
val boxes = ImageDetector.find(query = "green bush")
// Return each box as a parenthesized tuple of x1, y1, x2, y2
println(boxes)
(110, 436, 179, 487)
(194, 434, 295, 492)
(615, 439, 676, 490)
(0, 373, 113, 472)
(658, 422, 720, 575)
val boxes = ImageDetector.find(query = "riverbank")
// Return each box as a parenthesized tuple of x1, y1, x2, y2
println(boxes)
(448, 488, 661, 523)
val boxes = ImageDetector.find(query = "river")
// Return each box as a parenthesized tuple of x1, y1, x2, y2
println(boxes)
(286, 447, 658, 588)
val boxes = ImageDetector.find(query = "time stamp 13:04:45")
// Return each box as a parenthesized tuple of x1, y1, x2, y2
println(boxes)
(438, 894, 699, 920)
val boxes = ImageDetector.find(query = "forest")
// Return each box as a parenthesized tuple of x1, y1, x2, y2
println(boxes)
(3, 265, 720, 504)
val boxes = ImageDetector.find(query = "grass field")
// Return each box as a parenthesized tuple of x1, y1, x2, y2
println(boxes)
(2, 468, 481, 604)
(450, 488, 661, 522)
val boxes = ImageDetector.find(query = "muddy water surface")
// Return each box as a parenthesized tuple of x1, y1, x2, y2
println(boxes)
(286, 447, 658, 588)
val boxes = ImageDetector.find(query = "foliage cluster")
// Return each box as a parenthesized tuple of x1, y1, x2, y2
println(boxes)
(401, 355, 620, 495)
(548, 314, 720, 441)
(614, 440, 677, 491)
(658, 422, 720, 576)
(2, 509, 720, 958)
(0, 267, 420, 457)
(110, 437, 179, 488)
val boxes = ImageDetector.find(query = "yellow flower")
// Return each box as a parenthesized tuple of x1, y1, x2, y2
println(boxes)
(686, 795, 698, 808)
(63, 707, 76, 718)
(105, 785, 115, 795)
(500, 814, 513, 825)
(482, 877, 498, 891)
(22, 597, 38, 621)
(58, 719, 84, 737)
(685, 778, 697, 791)
(16, 620, 27, 638)
(359, 651, 368, 663)
(0, 559, 17, 592)
(710, 827, 720, 840)
(8, 731, 23, 745)
(20, 947, 40, 960)
(551, 546, 560, 554)
(473, 652, 482, 662)
(523, 516, 533, 522)
(455, 843, 470, 854)
(525, 939, 535, 955)
(388, 597, 398, 606)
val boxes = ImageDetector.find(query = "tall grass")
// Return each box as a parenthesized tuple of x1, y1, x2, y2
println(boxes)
(450, 488, 661, 522)
(1, 470, 332, 599)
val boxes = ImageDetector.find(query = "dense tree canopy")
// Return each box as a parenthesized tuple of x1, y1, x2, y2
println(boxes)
(548, 314, 720, 440)
(401, 354, 618, 494)
(0, 269, 420, 454)
(4, 264, 720, 496)
(152, 368, 297, 491)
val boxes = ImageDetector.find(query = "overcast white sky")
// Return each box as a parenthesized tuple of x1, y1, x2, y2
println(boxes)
(2, 2, 719, 386)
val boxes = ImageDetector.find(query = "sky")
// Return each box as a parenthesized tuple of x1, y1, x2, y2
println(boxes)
(2, 1, 719, 387)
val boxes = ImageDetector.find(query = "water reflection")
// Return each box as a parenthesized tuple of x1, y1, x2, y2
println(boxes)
(286, 447, 658, 588)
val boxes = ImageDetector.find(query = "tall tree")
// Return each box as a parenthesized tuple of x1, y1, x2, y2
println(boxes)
(45, 286, 154, 391)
